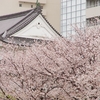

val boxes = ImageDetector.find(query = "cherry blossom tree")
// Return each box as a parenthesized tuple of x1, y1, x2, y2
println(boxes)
(0, 26, 100, 100)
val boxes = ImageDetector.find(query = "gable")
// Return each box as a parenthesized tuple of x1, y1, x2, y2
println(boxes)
(11, 14, 59, 40)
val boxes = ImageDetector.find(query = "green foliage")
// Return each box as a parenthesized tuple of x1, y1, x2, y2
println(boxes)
(36, 0, 40, 7)
(6, 95, 17, 100)
(0, 92, 5, 99)
(0, 91, 17, 100)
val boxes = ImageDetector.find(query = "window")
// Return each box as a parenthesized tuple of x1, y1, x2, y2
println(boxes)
(67, 13, 71, 18)
(82, 0, 86, 3)
(67, 7, 71, 12)
(81, 16, 86, 22)
(77, 0, 81, 4)
(77, 5, 81, 10)
(63, 8, 66, 14)
(67, 25, 71, 30)
(62, 20, 66, 26)
(72, 12, 75, 17)
(67, 1, 71, 6)
(62, 32, 67, 37)
(63, 14, 66, 19)
(63, 0, 66, 2)
(63, 26, 66, 31)
(72, 30, 76, 36)
(67, 19, 71, 24)
(72, 0, 76, 5)
(31, 5, 33, 8)
(72, 6, 76, 11)
(72, 18, 76, 23)
(63, 2, 67, 7)
(82, 3, 86, 9)
(76, 23, 81, 28)
(77, 11, 81, 17)
(81, 10, 85, 15)
(19, 4, 22, 7)
(77, 17, 81, 23)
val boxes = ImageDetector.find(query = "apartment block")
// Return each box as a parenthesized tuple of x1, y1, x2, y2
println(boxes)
(0, 0, 60, 32)
(86, 0, 100, 26)
(61, 0, 100, 37)
(61, 0, 86, 37)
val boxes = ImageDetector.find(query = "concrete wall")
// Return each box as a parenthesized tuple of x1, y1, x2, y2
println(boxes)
(44, 0, 61, 33)
(86, 6, 100, 18)
(0, 0, 60, 32)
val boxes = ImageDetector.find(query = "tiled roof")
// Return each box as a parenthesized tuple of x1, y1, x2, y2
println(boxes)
(0, 6, 42, 37)
(0, 6, 61, 45)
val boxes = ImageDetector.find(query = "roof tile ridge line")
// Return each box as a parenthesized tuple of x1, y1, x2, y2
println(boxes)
(7, 8, 36, 31)
(1, 8, 42, 39)
(0, 9, 32, 20)
(40, 13, 61, 37)
(1, 7, 41, 36)
(7, 7, 42, 32)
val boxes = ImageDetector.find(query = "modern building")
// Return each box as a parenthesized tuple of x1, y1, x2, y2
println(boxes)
(61, 0, 100, 37)
(0, 6, 61, 45)
(61, 0, 86, 37)
(0, 0, 60, 32)
(86, 0, 100, 26)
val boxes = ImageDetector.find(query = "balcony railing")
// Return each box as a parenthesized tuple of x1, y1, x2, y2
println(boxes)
(87, 0, 100, 8)
(86, 16, 100, 26)
(87, 3, 100, 8)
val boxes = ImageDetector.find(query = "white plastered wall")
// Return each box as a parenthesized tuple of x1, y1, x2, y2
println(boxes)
(11, 14, 59, 40)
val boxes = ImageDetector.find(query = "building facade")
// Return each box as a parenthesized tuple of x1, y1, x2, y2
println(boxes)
(61, 0, 86, 37)
(0, 0, 60, 32)
(0, 7, 61, 45)
(61, 0, 100, 37)
(86, 0, 100, 26)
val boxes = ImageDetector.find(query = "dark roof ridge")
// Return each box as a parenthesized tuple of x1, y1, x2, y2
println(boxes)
(1, 6, 42, 37)
(0, 9, 32, 21)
